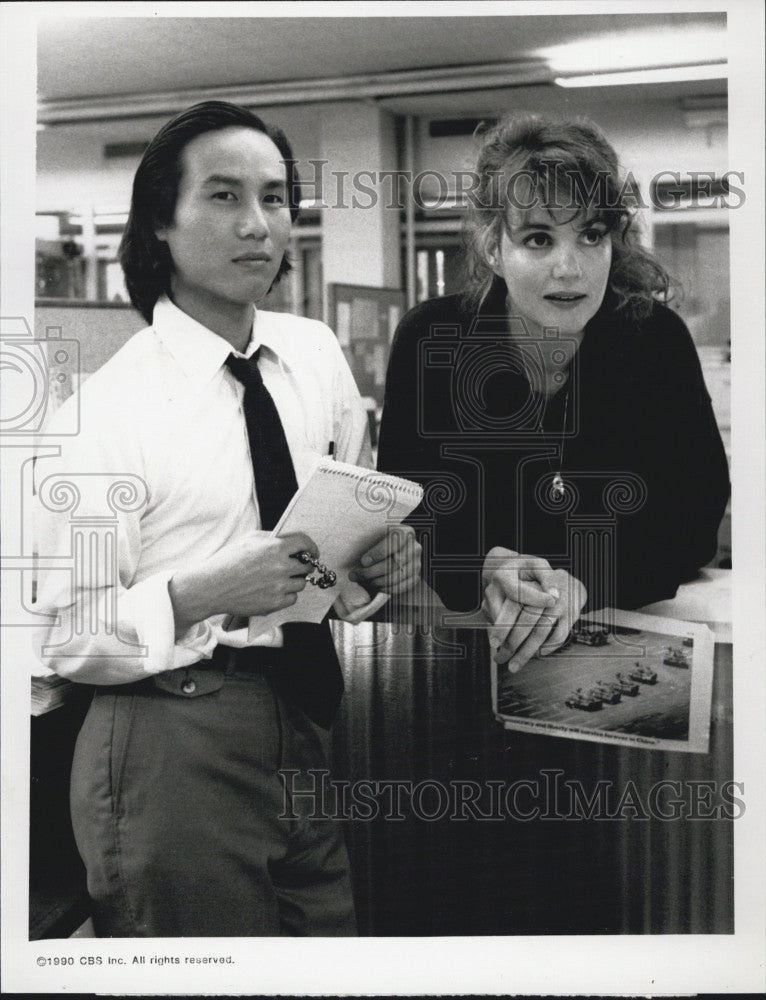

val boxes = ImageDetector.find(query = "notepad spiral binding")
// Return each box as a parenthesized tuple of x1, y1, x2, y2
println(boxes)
(319, 464, 422, 498)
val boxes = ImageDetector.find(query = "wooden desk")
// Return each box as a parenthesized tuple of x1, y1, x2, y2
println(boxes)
(331, 586, 733, 936)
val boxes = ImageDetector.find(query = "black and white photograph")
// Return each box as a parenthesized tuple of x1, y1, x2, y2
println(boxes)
(0, 1, 764, 995)
(493, 608, 715, 752)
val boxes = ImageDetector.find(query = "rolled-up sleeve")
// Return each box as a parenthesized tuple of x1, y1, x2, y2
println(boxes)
(32, 396, 213, 684)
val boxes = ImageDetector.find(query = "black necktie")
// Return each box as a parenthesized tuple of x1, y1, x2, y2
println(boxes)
(225, 350, 343, 728)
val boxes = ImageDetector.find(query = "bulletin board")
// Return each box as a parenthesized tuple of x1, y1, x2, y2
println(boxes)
(328, 283, 406, 411)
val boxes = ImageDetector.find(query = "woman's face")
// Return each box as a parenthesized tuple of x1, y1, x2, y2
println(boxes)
(490, 206, 612, 342)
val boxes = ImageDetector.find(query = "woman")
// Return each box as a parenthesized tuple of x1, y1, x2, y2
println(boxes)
(367, 115, 731, 937)
(378, 115, 729, 663)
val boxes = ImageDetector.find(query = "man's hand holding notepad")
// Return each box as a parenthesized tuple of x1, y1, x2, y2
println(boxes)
(248, 459, 423, 634)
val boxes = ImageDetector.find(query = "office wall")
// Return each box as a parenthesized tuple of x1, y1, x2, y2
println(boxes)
(36, 105, 322, 212)
(39, 93, 727, 213)
(415, 91, 728, 198)
(35, 302, 143, 365)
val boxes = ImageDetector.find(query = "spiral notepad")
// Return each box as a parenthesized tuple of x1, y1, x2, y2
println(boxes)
(250, 459, 424, 630)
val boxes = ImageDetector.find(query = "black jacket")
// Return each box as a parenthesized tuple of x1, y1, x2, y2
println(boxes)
(377, 279, 730, 613)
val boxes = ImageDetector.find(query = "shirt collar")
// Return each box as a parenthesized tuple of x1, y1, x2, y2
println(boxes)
(250, 310, 296, 373)
(151, 296, 293, 383)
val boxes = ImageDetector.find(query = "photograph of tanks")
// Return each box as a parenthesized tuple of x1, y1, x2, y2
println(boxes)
(496, 624, 694, 742)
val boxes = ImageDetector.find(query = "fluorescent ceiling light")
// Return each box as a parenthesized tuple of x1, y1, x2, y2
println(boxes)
(95, 213, 129, 226)
(68, 212, 130, 226)
(556, 63, 728, 88)
(419, 196, 464, 211)
(539, 27, 725, 75)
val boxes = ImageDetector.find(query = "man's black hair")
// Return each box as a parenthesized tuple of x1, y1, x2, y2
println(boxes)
(119, 100, 301, 323)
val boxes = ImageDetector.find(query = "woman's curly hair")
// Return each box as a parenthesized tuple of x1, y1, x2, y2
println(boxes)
(463, 114, 671, 322)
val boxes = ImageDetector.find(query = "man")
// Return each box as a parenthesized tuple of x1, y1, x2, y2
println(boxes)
(34, 101, 420, 937)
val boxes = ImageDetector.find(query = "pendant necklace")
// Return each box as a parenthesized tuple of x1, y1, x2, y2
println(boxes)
(539, 384, 570, 500)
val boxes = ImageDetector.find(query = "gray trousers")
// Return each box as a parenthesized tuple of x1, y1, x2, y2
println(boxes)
(70, 662, 356, 937)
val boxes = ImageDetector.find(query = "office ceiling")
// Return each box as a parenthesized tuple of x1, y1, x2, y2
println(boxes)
(37, 12, 728, 112)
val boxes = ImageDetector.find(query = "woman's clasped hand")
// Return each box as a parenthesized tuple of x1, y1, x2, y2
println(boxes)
(481, 547, 587, 672)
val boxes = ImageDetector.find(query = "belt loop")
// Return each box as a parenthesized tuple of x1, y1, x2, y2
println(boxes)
(208, 643, 233, 674)
(214, 645, 239, 676)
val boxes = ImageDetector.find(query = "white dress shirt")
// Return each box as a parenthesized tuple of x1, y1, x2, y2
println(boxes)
(34, 296, 376, 684)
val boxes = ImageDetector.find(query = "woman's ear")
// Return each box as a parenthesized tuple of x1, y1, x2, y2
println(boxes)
(485, 241, 503, 277)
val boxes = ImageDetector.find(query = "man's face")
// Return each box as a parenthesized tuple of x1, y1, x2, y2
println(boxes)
(157, 126, 292, 316)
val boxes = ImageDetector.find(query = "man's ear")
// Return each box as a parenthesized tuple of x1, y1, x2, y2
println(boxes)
(155, 226, 168, 243)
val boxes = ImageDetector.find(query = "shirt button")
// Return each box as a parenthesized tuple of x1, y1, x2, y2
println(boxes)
(181, 679, 196, 695)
